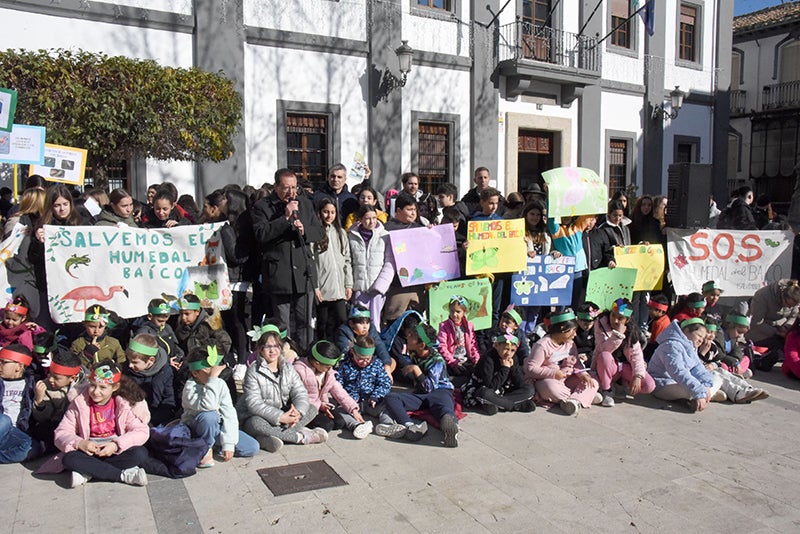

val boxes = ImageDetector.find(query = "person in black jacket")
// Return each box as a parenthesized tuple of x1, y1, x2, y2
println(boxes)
(124, 334, 175, 426)
(251, 169, 324, 349)
(595, 200, 631, 269)
(311, 163, 359, 225)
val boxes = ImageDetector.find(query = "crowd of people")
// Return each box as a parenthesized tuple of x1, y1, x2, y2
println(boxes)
(0, 165, 794, 489)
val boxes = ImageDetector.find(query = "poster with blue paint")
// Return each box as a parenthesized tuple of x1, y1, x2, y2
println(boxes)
(510, 255, 575, 306)
(389, 224, 460, 287)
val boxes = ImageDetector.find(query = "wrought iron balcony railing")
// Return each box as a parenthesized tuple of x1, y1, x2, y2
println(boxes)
(762, 80, 800, 110)
(498, 20, 601, 75)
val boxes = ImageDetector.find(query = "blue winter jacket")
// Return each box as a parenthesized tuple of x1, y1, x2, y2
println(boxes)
(335, 323, 392, 366)
(648, 320, 715, 399)
(336, 357, 392, 403)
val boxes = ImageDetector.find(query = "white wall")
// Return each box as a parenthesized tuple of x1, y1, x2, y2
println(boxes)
(100, 0, 193, 15)
(662, 102, 714, 189)
(402, 7, 470, 58)
(244, 44, 369, 189)
(401, 64, 471, 194)
(244, 0, 367, 41)
(600, 92, 644, 188)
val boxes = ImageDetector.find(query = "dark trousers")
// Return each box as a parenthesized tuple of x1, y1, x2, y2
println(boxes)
(384, 389, 455, 425)
(272, 292, 313, 350)
(62, 446, 149, 481)
(475, 385, 535, 411)
(222, 290, 249, 364)
(316, 299, 347, 341)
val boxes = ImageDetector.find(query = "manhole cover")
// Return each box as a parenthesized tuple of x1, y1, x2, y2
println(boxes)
(257, 460, 348, 496)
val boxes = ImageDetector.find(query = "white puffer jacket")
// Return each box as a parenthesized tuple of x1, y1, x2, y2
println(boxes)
(348, 221, 389, 292)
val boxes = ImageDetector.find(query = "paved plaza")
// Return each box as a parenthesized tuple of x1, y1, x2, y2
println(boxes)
(3, 368, 800, 533)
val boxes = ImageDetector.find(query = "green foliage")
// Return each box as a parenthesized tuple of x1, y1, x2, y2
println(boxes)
(0, 48, 242, 166)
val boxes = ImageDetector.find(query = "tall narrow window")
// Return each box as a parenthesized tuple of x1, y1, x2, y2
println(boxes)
(418, 122, 450, 192)
(610, 0, 631, 49)
(286, 113, 328, 190)
(608, 139, 628, 196)
(521, 0, 552, 61)
(679, 4, 697, 62)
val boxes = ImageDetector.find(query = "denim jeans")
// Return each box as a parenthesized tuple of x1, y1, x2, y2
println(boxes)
(0, 414, 33, 464)
(187, 411, 258, 457)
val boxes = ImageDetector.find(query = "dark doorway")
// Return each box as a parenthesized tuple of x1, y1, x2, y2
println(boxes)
(517, 129, 554, 192)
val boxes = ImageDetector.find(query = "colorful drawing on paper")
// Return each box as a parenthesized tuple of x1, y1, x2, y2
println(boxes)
(428, 277, 493, 331)
(465, 218, 526, 275)
(585, 267, 637, 312)
(613, 244, 664, 291)
(542, 167, 608, 220)
(389, 225, 460, 287)
(511, 255, 575, 306)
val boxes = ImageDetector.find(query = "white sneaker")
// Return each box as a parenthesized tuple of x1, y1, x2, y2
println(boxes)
(743, 369, 753, 379)
(233, 363, 247, 382)
(592, 392, 603, 405)
(70, 471, 92, 488)
(560, 399, 580, 416)
(375, 423, 407, 439)
(601, 393, 616, 407)
(120, 467, 148, 486)
(352, 421, 373, 440)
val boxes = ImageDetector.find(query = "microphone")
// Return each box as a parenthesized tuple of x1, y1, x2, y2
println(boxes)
(288, 197, 299, 221)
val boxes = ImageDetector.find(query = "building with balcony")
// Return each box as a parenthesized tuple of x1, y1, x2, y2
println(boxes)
(0, 0, 733, 203)
(729, 2, 800, 204)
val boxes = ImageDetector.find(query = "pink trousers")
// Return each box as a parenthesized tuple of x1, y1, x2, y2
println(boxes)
(720, 355, 750, 375)
(535, 373, 599, 408)
(594, 351, 656, 394)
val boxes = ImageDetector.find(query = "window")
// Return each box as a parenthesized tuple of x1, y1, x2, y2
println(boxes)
(676, 142, 695, 163)
(608, 139, 628, 196)
(731, 51, 742, 90)
(521, 0, 553, 61)
(780, 40, 800, 82)
(522, 0, 551, 25)
(417, 0, 450, 11)
(679, 4, 698, 62)
(610, 0, 631, 49)
(418, 122, 450, 192)
(286, 113, 329, 190)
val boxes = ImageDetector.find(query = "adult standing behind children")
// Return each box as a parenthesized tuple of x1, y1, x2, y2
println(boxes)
(312, 164, 359, 226)
(251, 169, 323, 349)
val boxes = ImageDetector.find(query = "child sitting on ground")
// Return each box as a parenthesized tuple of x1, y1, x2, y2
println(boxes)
(294, 340, 373, 439)
(381, 310, 424, 382)
(574, 302, 600, 367)
(462, 333, 536, 415)
(379, 322, 459, 447)
(134, 298, 185, 369)
(246, 319, 300, 366)
(670, 293, 706, 323)
(437, 295, 481, 376)
(238, 326, 323, 453)
(702, 280, 725, 323)
(123, 333, 176, 426)
(645, 294, 671, 350)
(182, 346, 258, 466)
(335, 307, 394, 378)
(337, 335, 395, 429)
(700, 319, 767, 403)
(175, 295, 232, 358)
(30, 350, 83, 453)
(0, 297, 44, 351)
(717, 312, 753, 378)
(70, 305, 126, 367)
(55, 360, 150, 487)
(479, 305, 531, 365)
(0, 344, 42, 463)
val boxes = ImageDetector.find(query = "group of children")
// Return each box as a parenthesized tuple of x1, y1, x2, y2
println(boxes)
(0, 272, 774, 489)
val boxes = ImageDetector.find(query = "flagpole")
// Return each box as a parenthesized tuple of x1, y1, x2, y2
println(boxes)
(587, 2, 649, 51)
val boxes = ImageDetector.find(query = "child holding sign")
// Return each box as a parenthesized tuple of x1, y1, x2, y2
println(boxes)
(437, 296, 481, 376)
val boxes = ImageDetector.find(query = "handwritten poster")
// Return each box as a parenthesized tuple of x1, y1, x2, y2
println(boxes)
(586, 267, 637, 312)
(466, 218, 526, 275)
(667, 229, 793, 296)
(542, 167, 608, 220)
(389, 225, 460, 287)
(0, 223, 41, 319)
(0, 88, 18, 132)
(349, 151, 368, 182)
(428, 277, 493, 331)
(613, 244, 664, 291)
(0, 124, 46, 165)
(30, 144, 89, 186)
(44, 223, 231, 323)
(511, 255, 575, 306)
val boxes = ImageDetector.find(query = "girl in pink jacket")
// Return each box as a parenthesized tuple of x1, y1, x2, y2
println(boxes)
(54, 360, 151, 488)
(293, 340, 373, 439)
(592, 298, 656, 408)
(437, 296, 481, 376)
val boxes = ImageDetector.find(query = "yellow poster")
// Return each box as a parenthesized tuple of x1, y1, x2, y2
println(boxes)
(613, 244, 664, 291)
(466, 218, 527, 275)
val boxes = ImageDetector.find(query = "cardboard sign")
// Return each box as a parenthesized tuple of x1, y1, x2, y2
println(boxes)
(389, 225, 460, 287)
(586, 267, 637, 311)
(0, 124, 46, 165)
(542, 166, 608, 220)
(349, 151, 368, 182)
(30, 144, 88, 185)
(510, 255, 575, 306)
(428, 277, 493, 331)
(0, 88, 18, 132)
(465, 218, 526, 275)
(613, 244, 664, 291)
(667, 228, 793, 296)
(43, 223, 231, 323)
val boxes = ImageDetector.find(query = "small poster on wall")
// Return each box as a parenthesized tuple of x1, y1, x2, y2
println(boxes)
(0, 88, 18, 132)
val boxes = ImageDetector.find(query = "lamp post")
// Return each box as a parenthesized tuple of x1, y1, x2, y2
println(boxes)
(376, 40, 414, 103)
(652, 85, 686, 120)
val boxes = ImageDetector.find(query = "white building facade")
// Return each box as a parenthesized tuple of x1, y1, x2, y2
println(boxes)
(0, 0, 733, 201)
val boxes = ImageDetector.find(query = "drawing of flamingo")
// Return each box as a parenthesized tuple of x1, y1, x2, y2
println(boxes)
(60, 285, 129, 312)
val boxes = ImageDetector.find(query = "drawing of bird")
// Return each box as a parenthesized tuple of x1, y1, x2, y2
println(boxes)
(60, 285, 129, 312)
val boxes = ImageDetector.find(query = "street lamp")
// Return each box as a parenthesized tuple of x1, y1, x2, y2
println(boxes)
(652, 85, 686, 120)
(376, 41, 414, 103)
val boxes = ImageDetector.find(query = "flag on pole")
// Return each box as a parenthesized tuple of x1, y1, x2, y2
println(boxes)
(631, 0, 655, 37)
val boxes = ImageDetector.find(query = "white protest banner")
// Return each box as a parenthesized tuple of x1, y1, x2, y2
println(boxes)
(44, 223, 231, 323)
(667, 228, 793, 297)
(0, 224, 40, 317)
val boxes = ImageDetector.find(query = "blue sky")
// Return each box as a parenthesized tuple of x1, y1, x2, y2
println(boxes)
(735, 0, 792, 16)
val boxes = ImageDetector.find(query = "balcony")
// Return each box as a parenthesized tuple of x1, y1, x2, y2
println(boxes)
(730, 89, 747, 116)
(496, 20, 601, 106)
(762, 80, 800, 110)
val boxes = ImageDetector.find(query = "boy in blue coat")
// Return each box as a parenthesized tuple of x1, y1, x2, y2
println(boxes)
(335, 307, 393, 377)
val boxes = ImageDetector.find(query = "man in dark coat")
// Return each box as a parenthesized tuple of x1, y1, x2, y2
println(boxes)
(252, 169, 324, 349)
(461, 166, 505, 216)
(311, 163, 358, 224)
